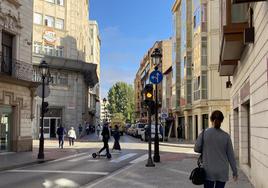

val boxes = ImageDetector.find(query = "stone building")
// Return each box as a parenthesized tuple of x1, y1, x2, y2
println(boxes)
(32, 0, 98, 138)
(171, 0, 230, 140)
(218, 0, 268, 187)
(0, 0, 37, 152)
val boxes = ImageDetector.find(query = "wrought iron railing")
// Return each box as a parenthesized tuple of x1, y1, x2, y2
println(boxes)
(0, 55, 33, 81)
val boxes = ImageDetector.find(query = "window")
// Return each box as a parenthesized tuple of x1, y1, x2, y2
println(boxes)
(232, 3, 248, 23)
(58, 73, 68, 85)
(1, 31, 13, 75)
(55, 46, 64, 57)
(56, 0, 64, 6)
(34, 13, 42, 25)
(45, 0, 54, 3)
(44, 45, 54, 56)
(44, 15, 54, 27)
(55, 18, 64, 30)
(33, 42, 42, 54)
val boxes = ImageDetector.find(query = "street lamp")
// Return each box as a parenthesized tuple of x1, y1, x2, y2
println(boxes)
(103, 98, 107, 122)
(37, 60, 49, 159)
(151, 48, 162, 163)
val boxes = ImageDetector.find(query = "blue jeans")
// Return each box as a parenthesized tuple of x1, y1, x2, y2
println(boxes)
(204, 180, 226, 188)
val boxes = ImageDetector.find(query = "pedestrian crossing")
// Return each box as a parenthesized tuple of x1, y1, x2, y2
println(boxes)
(58, 152, 147, 165)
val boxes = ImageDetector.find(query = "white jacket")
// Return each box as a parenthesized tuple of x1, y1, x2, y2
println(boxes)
(68, 129, 76, 139)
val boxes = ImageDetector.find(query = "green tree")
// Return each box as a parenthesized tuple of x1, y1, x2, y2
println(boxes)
(107, 82, 134, 122)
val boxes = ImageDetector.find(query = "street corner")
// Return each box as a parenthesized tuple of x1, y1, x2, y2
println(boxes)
(160, 152, 197, 162)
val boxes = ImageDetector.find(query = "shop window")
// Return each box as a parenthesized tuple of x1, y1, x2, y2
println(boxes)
(55, 18, 64, 30)
(34, 13, 43, 25)
(44, 15, 54, 27)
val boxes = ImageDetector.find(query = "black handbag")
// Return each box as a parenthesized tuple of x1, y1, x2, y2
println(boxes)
(189, 130, 206, 185)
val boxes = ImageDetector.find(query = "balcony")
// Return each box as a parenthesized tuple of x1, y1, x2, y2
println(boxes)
(219, 0, 249, 76)
(0, 55, 33, 81)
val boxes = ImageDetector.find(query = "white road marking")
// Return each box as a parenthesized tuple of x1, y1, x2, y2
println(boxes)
(68, 155, 89, 162)
(129, 154, 147, 164)
(167, 168, 190, 176)
(84, 164, 134, 188)
(110, 153, 137, 163)
(87, 160, 99, 162)
(8, 169, 109, 176)
(52, 152, 88, 162)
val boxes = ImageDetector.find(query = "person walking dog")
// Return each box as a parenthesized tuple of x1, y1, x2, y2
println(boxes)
(68, 127, 76, 146)
(194, 110, 238, 188)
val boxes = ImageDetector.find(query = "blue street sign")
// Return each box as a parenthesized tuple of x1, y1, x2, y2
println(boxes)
(150, 70, 163, 84)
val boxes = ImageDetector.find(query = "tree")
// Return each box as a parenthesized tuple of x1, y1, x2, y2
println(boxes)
(107, 82, 134, 122)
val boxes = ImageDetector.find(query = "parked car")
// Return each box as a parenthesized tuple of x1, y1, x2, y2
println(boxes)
(125, 123, 131, 134)
(134, 123, 145, 138)
(141, 124, 163, 142)
(127, 124, 136, 136)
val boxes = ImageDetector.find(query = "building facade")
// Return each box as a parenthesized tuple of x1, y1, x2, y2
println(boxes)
(0, 0, 38, 152)
(88, 20, 101, 127)
(218, 1, 268, 187)
(171, 0, 230, 140)
(135, 40, 172, 124)
(32, 0, 98, 138)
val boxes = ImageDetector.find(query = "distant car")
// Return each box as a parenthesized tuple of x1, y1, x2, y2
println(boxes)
(134, 123, 145, 138)
(125, 123, 131, 134)
(141, 124, 163, 142)
(127, 124, 136, 136)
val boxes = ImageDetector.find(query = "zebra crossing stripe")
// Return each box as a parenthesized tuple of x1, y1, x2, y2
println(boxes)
(110, 153, 137, 163)
(68, 155, 89, 162)
(129, 154, 147, 164)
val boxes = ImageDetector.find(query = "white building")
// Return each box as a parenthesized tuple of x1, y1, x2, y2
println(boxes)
(218, 1, 268, 187)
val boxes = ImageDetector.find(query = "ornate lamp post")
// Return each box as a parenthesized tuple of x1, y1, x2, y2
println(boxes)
(103, 98, 107, 122)
(151, 48, 162, 163)
(38, 60, 49, 159)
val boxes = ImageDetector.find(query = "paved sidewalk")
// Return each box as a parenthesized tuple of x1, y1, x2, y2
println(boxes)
(85, 153, 254, 188)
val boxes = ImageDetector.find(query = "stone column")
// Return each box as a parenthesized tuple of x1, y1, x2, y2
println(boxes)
(184, 111, 189, 140)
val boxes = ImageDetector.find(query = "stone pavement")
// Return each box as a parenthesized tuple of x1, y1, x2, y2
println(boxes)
(85, 153, 254, 188)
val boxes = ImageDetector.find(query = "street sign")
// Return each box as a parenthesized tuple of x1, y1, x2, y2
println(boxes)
(37, 85, 50, 98)
(149, 70, 163, 84)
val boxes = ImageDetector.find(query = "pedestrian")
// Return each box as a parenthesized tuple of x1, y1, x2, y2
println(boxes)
(112, 125, 121, 151)
(97, 123, 110, 156)
(57, 124, 66, 149)
(68, 127, 77, 146)
(194, 110, 238, 188)
(177, 125, 180, 141)
(78, 124, 83, 138)
(86, 124, 89, 135)
(96, 124, 101, 138)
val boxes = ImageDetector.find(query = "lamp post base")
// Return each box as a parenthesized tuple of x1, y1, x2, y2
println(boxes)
(153, 154, 160, 163)
(146, 158, 155, 167)
(37, 153, 44, 160)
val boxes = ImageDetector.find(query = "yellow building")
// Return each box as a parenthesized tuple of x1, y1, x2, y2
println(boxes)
(32, 0, 98, 138)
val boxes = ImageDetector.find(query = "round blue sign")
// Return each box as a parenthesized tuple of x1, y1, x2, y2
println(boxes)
(150, 70, 163, 84)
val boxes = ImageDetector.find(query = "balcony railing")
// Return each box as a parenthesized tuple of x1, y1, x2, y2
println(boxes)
(0, 55, 33, 81)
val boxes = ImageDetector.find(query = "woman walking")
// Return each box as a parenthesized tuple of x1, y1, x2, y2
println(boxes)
(68, 127, 76, 146)
(194, 110, 238, 188)
(112, 125, 121, 151)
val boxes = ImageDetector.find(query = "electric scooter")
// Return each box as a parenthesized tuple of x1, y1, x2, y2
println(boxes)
(92, 152, 112, 159)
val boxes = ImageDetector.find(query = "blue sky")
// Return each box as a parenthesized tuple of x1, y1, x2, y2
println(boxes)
(89, 0, 174, 98)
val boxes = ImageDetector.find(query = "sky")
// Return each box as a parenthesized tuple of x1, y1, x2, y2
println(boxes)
(89, 0, 174, 98)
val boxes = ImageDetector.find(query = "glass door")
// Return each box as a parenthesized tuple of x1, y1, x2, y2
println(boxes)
(0, 106, 12, 152)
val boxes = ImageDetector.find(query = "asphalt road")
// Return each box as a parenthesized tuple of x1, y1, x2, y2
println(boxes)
(0, 135, 148, 188)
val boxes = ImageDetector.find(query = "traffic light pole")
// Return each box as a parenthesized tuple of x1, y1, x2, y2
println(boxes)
(154, 74, 160, 163)
(146, 103, 155, 167)
(38, 75, 45, 159)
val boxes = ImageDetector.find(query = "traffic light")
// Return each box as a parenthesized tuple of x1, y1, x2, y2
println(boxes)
(143, 84, 154, 102)
(42, 102, 49, 113)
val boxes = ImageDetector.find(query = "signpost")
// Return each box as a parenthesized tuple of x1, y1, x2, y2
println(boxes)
(150, 70, 163, 84)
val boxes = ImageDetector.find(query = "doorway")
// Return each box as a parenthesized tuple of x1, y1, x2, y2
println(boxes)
(195, 115, 198, 139)
(202, 114, 208, 130)
(50, 119, 56, 138)
(0, 106, 12, 152)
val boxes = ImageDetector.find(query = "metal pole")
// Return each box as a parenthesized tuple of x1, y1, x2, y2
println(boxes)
(154, 78, 160, 162)
(38, 76, 45, 159)
(146, 103, 155, 167)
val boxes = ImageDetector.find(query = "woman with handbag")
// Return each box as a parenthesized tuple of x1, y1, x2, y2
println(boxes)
(194, 110, 238, 188)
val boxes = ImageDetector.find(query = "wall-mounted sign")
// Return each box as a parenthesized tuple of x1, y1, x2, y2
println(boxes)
(43, 30, 56, 44)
